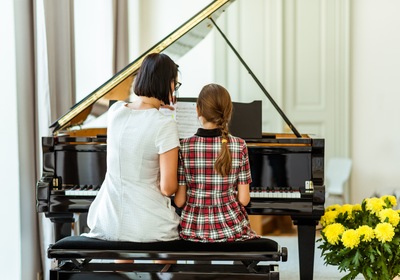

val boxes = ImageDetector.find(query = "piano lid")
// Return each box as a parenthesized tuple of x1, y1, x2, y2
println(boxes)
(50, 0, 235, 134)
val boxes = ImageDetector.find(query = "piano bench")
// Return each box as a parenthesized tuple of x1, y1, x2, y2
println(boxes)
(48, 235, 288, 280)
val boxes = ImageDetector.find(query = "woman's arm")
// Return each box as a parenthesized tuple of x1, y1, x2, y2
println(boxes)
(159, 147, 179, 196)
(174, 185, 187, 208)
(237, 184, 250, 206)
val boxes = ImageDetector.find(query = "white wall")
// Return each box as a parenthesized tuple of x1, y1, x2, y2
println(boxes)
(351, 0, 400, 202)
(0, 1, 21, 280)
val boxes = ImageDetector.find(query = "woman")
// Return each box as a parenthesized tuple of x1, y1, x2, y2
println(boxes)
(174, 83, 258, 242)
(84, 53, 182, 242)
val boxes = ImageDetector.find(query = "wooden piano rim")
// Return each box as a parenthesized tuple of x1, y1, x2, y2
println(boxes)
(56, 142, 107, 145)
(247, 143, 311, 147)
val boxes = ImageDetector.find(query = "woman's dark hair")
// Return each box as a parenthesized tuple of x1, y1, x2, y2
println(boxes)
(134, 53, 178, 105)
(197, 83, 233, 176)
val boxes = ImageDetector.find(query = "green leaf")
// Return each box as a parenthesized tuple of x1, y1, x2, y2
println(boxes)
(383, 243, 392, 254)
(351, 250, 361, 268)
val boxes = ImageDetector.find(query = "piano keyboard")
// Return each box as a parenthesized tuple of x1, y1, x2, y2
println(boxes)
(64, 185, 100, 196)
(63, 186, 305, 198)
(250, 181, 313, 199)
(250, 189, 301, 198)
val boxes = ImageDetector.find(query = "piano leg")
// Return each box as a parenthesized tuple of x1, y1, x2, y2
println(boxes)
(50, 215, 75, 242)
(296, 219, 318, 280)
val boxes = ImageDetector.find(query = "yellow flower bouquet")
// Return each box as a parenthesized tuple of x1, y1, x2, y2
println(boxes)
(317, 195, 400, 280)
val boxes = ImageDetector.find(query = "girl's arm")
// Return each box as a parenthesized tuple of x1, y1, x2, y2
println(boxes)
(237, 184, 250, 206)
(174, 185, 187, 208)
(159, 147, 179, 196)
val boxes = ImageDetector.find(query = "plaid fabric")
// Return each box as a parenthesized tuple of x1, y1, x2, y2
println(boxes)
(178, 129, 258, 242)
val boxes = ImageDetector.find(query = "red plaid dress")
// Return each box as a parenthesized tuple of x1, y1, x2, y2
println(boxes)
(178, 128, 259, 242)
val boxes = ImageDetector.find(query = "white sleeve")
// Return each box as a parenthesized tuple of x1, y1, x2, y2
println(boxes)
(156, 118, 180, 154)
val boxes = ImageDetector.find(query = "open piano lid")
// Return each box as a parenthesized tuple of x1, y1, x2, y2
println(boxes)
(50, 0, 235, 134)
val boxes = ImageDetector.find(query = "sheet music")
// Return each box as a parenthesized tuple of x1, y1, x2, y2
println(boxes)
(176, 101, 200, 139)
(160, 100, 200, 139)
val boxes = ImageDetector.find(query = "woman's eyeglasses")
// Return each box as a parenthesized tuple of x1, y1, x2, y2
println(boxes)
(175, 81, 182, 92)
(172, 82, 182, 104)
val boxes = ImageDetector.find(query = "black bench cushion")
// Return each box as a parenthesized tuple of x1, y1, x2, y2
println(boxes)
(50, 236, 278, 252)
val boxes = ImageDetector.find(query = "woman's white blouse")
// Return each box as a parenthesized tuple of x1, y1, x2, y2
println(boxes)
(84, 101, 180, 242)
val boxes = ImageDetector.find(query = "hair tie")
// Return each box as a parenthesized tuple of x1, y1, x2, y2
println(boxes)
(221, 139, 228, 143)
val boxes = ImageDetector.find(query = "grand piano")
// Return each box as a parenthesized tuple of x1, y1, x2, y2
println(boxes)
(36, 1, 325, 279)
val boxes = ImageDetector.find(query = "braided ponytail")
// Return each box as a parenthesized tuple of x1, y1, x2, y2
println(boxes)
(215, 121, 232, 176)
(197, 84, 233, 176)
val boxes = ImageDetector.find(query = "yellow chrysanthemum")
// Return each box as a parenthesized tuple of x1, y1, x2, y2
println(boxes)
(380, 195, 397, 208)
(365, 197, 385, 214)
(378, 209, 400, 227)
(323, 223, 345, 245)
(320, 210, 339, 227)
(374, 222, 395, 243)
(341, 229, 360, 249)
(356, 225, 375, 242)
(325, 204, 342, 212)
(340, 204, 354, 218)
(319, 197, 400, 278)
(352, 204, 362, 211)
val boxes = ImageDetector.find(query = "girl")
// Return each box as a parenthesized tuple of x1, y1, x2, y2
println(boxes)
(174, 83, 258, 242)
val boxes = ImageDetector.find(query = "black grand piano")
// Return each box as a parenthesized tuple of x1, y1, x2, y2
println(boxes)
(36, 1, 325, 279)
